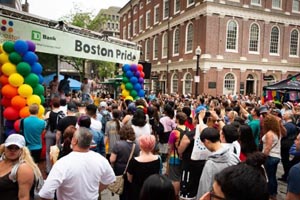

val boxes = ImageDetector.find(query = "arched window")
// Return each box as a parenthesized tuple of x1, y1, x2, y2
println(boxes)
(171, 73, 178, 93)
(145, 39, 150, 60)
(153, 36, 158, 59)
(162, 32, 168, 58)
(173, 28, 180, 55)
(185, 23, 193, 53)
(247, 74, 254, 80)
(226, 20, 238, 51)
(270, 26, 279, 54)
(249, 23, 259, 52)
(224, 73, 236, 94)
(290, 29, 299, 56)
(184, 73, 192, 95)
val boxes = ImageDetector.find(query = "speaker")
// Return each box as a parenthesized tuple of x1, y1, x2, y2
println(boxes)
(139, 61, 151, 79)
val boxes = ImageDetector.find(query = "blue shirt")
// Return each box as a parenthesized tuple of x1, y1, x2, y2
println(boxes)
(287, 163, 300, 194)
(23, 116, 46, 150)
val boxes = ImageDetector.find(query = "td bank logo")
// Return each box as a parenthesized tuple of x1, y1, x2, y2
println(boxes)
(31, 31, 41, 41)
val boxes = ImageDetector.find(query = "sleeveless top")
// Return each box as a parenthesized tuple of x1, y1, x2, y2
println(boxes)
(262, 133, 281, 159)
(0, 172, 18, 200)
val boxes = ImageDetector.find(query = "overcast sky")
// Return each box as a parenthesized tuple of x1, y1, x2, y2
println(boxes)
(25, 0, 129, 20)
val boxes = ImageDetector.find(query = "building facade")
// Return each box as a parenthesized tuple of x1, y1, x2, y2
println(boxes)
(119, 0, 300, 97)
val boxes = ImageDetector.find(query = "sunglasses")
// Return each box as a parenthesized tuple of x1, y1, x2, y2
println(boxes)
(7, 145, 20, 151)
(210, 190, 226, 200)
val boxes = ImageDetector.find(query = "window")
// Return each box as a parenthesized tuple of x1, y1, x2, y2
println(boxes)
(224, 73, 235, 95)
(147, 0, 151, 4)
(116, 16, 119, 21)
(226, 20, 238, 51)
(293, 0, 300, 12)
(112, 15, 115, 21)
(153, 36, 159, 59)
(272, 0, 281, 8)
(162, 32, 168, 58)
(187, 0, 195, 7)
(290, 29, 299, 56)
(174, 0, 180, 14)
(251, 0, 261, 5)
(123, 27, 127, 39)
(133, 20, 137, 35)
(154, 5, 159, 24)
(184, 73, 192, 95)
(139, 15, 144, 32)
(112, 23, 114, 29)
(172, 73, 178, 93)
(145, 39, 150, 60)
(270, 26, 279, 54)
(134, 6, 138, 14)
(163, 0, 169, 19)
(185, 23, 193, 53)
(146, 10, 151, 28)
(249, 23, 259, 52)
(128, 23, 131, 38)
(123, 15, 126, 22)
(140, 2, 144, 9)
(108, 15, 111, 20)
(128, 12, 131, 18)
(107, 22, 110, 29)
(116, 24, 119, 29)
(173, 28, 180, 55)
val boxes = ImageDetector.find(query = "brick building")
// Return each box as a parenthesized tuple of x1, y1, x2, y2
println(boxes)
(119, 0, 300, 97)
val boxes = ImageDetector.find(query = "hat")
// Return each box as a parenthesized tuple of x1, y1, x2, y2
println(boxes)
(127, 102, 136, 113)
(272, 109, 281, 115)
(100, 101, 107, 108)
(259, 106, 268, 114)
(195, 106, 206, 114)
(67, 102, 78, 112)
(5, 134, 25, 148)
(284, 102, 292, 110)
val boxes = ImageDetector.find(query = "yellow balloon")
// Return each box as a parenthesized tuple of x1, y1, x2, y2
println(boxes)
(2, 62, 16, 76)
(0, 53, 9, 64)
(8, 73, 24, 87)
(120, 83, 125, 90)
(38, 105, 45, 117)
(27, 94, 41, 105)
(125, 96, 133, 101)
(18, 84, 33, 98)
(122, 89, 130, 97)
(0, 44, 3, 53)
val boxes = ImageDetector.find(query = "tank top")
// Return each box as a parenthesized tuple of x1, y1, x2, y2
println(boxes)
(262, 133, 281, 159)
(0, 172, 18, 200)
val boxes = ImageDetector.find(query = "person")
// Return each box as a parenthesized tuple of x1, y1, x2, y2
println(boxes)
(196, 127, 240, 199)
(220, 124, 241, 157)
(81, 78, 92, 103)
(58, 75, 70, 98)
(131, 108, 152, 141)
(139, 174, 176, 200)
(39, 127, 115, 200)
(182, 106, 195, 131)
(57, 125, 77, 160)
(0, 134, 43, 200)
(49, 75, 59, 99)
(22, 103, 46, 163)
(110, 125, 140, 200)
(86, 104, 103, 133)
(97, 101, 112, 133)
(127, 135, 160, 200)
(199, 152, 269, 200)
(122, 102, 136, 126)
(238, 124, 258, 161)
(286, 133, 300, 200)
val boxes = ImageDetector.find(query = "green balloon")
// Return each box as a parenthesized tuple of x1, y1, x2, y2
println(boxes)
(9, 52, 22, 65)
(40, 95, 45, 104)
(24, 73, 39, 88)
(130, 90, 138, 98)
(123, 77, 129, 83)
(3, 41, 15, 53)
(125, 82, 133, 91)
(17, 62, 31, 76)
(33, 84, 45, 96)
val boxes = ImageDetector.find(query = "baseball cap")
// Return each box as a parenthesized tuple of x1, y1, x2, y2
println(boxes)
(5, 134, 25, 148)
(67, 102, 78, 112)
(259, 106, 268, 114)
(284, 102, 292, 110)
(100, 101, 108, 108)
(272, 109, 281, 115)
(195, 106, 206, 114)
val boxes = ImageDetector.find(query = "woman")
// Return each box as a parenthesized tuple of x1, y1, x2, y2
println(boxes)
(200, 152, 268, 200)
(131, 108, 152, 141)
(110, 125, 140, 200)
(239, 124, 257, 161)
(122, 102, 136, 126)
(182, 106, 195, 131)
(57, 125, 77, 159)
(0, 134, 42, 200)
(105, 109, 122, 159)
(127, 135, 160, 200)
(262, 114, 282, 200)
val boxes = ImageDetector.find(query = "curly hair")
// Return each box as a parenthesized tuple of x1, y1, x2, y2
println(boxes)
(263, 114, 280, 137)
(119, 124, 136, 141)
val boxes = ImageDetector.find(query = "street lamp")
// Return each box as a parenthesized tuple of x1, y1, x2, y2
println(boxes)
(195, 46, 201, 98)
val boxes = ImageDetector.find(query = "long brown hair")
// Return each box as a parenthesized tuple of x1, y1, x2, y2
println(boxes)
(263, 114, 280, 137)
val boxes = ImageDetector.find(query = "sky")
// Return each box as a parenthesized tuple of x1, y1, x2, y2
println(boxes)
(25, 0, 129, 20)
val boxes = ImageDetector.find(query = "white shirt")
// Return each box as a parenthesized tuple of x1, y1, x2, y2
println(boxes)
(132, 123, 151, 141)
(39, 151, 115, 200)
(90, 118, 102, 132)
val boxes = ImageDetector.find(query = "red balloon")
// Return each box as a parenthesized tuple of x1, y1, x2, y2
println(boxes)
(3, 106, 19, 120)
(1, 97, 11, 107)
(0, 75, 9, 85)
(140, 71, 145, 78)
(14, 119, 21, 132)
(11, 95, 27, 110)
(2, 84, 18, 98)
(137, 64, 143, 72)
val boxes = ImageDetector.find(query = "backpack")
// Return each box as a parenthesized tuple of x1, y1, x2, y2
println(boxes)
(100, 111, 111, 133)
(47, 110, 65, 132)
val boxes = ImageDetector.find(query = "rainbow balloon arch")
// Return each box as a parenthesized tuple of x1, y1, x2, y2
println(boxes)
(0, 40, 45, 135)
(120, 63, 145, 101)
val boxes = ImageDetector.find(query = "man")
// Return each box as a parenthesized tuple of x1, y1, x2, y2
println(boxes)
(22, 104, 46, 163)
(220, 124, 241, 157)
(196, 127, 240, 199)
(97, 101, 111, 133)
(86, 104, 102, 132)
(286, 133, 300, 200)
(49, 75, 59, 99)
(58, 75, 70, 98)
(81, 78, 92, 104)
(39, 127, 115, 200)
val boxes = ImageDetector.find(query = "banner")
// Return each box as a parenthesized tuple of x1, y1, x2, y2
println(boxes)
(0, 16, 140, 64)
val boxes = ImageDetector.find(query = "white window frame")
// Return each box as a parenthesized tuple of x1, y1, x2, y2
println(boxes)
(128, 11, 131, 19)
(123, 27, 127, 39)
(154, 4, 160, 25)
(269, 26, 280, 56)
(171, 73, 178, 94)
(173, 28, 180, 56)
(223, 73, 236, 95)
(183, 72, 192, 95)
(162, 32, 168, 58)
(133, 19, 137, 36)
(128, 23, 131, 38)
(153, 36, 159, 60)
(292, 0, 300, 12)
(250, 0, 261, 5)
(226, 20, 239, 52)
(140, 2, 144, 9)
(123, 15, 127, 22)
(163, 0, 169, 20)
(145, 39, 150, 61)
(134, 6, 138, 14)
(187, 0, 195, 8)
(289, 29, 299, 57)
(146, 0, 151, 5)
(185, 22, 194, 53)
(174, 0, 180, 15)
(272, 0, 281, 9)
(248, 23, 260, 54)
(146, 10, 151, 28)
(139, 15, 144, 32)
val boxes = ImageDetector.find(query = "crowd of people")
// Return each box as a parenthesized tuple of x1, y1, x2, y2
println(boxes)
(1, 86, 300, 200)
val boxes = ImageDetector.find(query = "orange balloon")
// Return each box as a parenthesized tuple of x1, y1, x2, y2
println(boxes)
(0, 75, 9, 85)
(11, 95, 27, 110)
(19, 106, 30, 118)
(2, 84, 18, 98)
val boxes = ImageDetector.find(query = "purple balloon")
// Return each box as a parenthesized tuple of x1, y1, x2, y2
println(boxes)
(135, 71, 141, 78)
(138, 77, 144, 84)
(130, 64, 137, 72)
(26, 40, 36, 52)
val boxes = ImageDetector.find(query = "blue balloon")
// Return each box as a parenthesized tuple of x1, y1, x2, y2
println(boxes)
(130, 76, 138, 84)
(126, 70, 134, 78)
(138, 77, 144, 84)
(31, 62, 43, 74)
(23, 51, 37, 65)
(122, 64, 130, 72)
(138, 89, 145, 97)
(14, 40, 29, 55)
(38, 74, 44, 84)
(135, 71, 141, 78)
(130, 64, 137, 72)
(134, 83, 141, 91)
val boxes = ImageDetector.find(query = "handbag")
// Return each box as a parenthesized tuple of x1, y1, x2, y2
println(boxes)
(108, 143, 136, 195)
